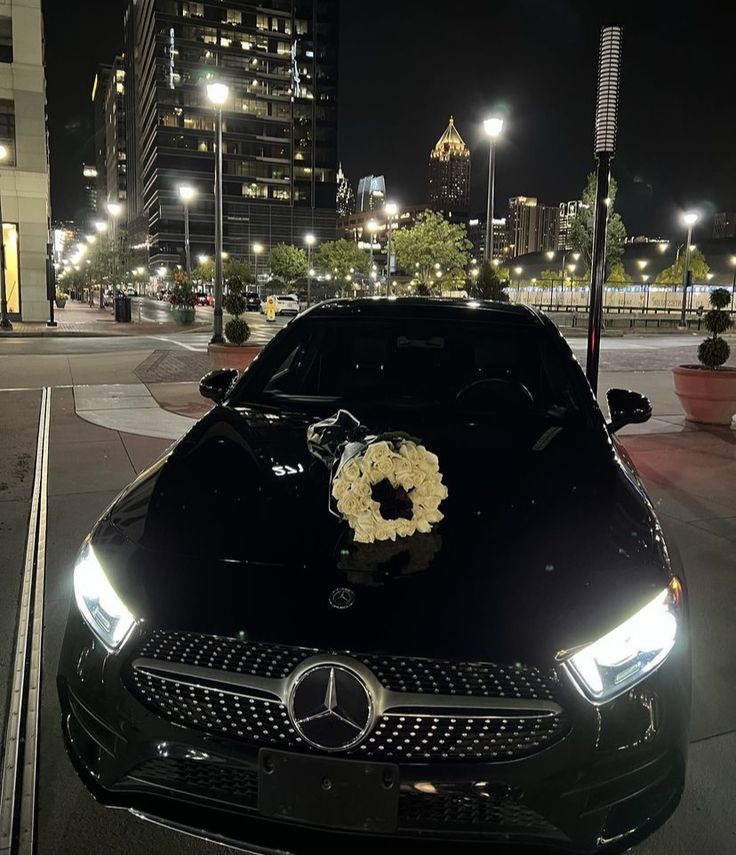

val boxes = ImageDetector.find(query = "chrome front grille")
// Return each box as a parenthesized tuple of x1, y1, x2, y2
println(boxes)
(129, 631, 568, 763)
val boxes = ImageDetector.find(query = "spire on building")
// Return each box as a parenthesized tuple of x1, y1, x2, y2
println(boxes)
(336, 162, 355, 217)
(428, 116, 471, 217)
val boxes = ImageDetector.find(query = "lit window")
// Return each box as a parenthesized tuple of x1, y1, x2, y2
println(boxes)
(225, 9, 241, 25)
(0, 99, 16, 164)
(182, 2, 204, 17)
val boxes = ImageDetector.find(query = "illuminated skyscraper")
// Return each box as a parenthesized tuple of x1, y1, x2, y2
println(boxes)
(336, 163, 355, 217)
(428, 116, 470, 218)
(124, 0, 339, 266)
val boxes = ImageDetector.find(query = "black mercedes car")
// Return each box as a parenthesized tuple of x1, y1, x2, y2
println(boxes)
(58, 298, 689, 854)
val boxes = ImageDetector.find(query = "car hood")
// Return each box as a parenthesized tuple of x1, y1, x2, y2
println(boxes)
(98, 403, 671, 668)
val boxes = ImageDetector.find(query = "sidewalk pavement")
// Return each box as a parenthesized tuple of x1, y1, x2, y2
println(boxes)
(2, 300, 209, 336)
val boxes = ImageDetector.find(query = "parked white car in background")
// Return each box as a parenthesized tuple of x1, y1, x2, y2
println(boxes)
(260, 294, 300, 316)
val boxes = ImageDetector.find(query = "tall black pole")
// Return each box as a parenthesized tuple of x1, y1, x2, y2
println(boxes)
(586, 25, 623, 394)
(586, 154, 611, 392)
(212, 106, 224, 343)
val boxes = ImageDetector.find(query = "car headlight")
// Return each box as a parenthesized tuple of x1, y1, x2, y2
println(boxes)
(73, 542, 135, 650)
(563, 580, 682, 704)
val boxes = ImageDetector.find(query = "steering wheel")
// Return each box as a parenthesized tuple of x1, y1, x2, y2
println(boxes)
(455, 377, 534, 410)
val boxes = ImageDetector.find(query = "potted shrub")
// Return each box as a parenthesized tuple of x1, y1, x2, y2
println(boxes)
(55, 287, 69, 309)
(207, 275, 264, 371)
(673, 287, 736, 425)
(169, 272, 196, 324)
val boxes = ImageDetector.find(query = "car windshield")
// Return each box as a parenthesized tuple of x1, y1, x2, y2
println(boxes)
(235, 316, 587, 423)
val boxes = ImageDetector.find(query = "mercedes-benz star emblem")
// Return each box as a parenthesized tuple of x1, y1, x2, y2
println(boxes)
(329, 587, 355, 609)
(289, 664, 373, 751)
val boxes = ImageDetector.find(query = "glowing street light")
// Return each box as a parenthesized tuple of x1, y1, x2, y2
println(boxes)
(679, 211, 699, 326)
(305, 233, 316, 306)
(483, 115, 504, 261)
(252, 242, 264, 293)
(94, 220, 108, 233)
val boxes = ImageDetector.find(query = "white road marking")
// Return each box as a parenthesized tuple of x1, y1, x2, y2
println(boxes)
(146, 334, 203, 352)
(0, 387, 51, 855)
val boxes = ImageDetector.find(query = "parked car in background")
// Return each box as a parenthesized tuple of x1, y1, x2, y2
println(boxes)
(275, 294, 300, 316)
(245, 291, 260, 312)
(125, 286, 137, 297)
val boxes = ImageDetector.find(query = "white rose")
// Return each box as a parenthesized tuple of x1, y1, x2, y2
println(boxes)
(396, 518, 415, 538)
(364, 441, 391, 465)
(340, 458, 362, 482)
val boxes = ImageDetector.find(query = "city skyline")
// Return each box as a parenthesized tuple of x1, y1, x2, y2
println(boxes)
(45, 0, 736, 237)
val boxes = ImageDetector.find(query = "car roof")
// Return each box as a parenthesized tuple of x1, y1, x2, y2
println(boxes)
(304, 297, 545, 327)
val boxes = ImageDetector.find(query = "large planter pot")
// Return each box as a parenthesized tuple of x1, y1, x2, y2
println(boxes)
(208, 343, 263, 372)
(55, 299, 67, 309)
(672, 365, 736, 426)
(171, 305, 195, 325)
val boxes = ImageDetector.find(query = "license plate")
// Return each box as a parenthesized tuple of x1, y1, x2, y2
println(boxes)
(258, 749, 399, 833)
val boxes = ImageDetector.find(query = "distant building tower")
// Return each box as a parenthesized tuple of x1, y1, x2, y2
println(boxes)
(356, 175, 386, 212)
(507, 196, 559, 256)
(713, 211, 736, 239)
(558, 200, 582, 249)
(428, 116, 470, 218)
(336, 163, 355, 217)
(82, 164, 98, 216)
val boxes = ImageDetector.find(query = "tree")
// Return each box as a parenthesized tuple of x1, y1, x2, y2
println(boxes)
(269, 243, 307, 284)
(469, 260, 509, 302)
(391, 211, 472, 294)
(606, 262, 632, 286)
(539, 269, 559, 290)
(192, 257, 252, 285)
(316, 239, 369, 281)
(655, 248, 710, 285)
(567, 173, 627, 276)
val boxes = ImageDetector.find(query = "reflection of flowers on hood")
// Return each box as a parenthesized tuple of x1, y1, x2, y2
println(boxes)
(337, 531, 442, 587)
(307, 410, 448, 544)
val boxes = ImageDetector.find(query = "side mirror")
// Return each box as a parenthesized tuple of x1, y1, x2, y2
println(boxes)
(606, 388, 652, 433)
(199, 368, 238, 404)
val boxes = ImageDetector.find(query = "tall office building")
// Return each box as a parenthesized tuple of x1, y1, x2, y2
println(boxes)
(104, 55, 127, 208)
(428, 116, 470, 218)
(336, 163, 354, 217)
(356, 174, 385, 212)
(0, 0, 51, 321)
(713, 211, 736, 239)
(507, 196, 559, 256)
(124, 0, 339, 267)
(558, 199, 582, 250)
(91, 66, 110, 215)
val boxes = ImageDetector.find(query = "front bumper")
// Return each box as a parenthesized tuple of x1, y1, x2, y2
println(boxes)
(58, 611, 689, 855)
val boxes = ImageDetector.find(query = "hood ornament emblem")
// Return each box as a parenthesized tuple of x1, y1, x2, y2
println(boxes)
(329, 587, 355, 609)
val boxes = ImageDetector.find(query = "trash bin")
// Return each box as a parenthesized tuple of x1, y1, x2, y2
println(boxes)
(114, 294, 132, 323)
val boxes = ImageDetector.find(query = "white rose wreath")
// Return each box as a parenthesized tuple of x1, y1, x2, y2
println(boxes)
(330, 438, 448, 544)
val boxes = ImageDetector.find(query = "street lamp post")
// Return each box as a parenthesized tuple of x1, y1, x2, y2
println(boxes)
(207, 80, 229, 344)
(252, 242, 263, 296)
(384, 202, 398, 296)
(679, 211, 698, 327)
(514, 266, 522, 299)
(304, 233, 316, 306)
(731, 255, 736, 311)
(106, 201, 123, 309)
(0, 144, 11, 329)
(483, 117, 503, 262)
(178, 184, 196, 279)
(586, 25, 623, 394)
(366, 219, 378, 281)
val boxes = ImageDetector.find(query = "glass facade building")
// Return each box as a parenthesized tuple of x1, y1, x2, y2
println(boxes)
(124, 0, 338, 266)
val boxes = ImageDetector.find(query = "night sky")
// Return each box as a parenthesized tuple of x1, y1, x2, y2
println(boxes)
(45, 0, 736, 237)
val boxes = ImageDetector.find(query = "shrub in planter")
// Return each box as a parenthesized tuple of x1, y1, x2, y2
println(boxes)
(698, 288, 731, 368)
(672, 287, 736, 425)
(55, 286, 69, 308)
(223, 276, 251, 345)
